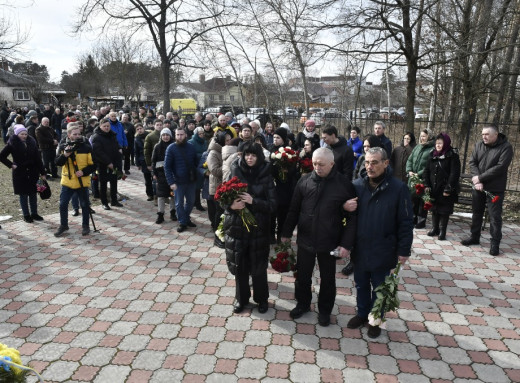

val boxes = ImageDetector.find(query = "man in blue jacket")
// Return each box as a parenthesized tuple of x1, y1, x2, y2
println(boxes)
(347, 147, 413, 338)
(108, 111, 128, 150)
(164, 127, 198, 232)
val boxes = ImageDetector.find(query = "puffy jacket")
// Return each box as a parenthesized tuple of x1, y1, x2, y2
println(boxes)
(152, 139, 173, 198)
(329, 136, 354, 180)
(469, 133, 513, 193)
(164, 141, 198, 186)
(224, 158, 277, 276)
(406, 140, 434, 187)
(56, 138, 95, 189)
(282, 166, 357, 253)
(207, 138, 223, 195)
(222, 145, 238, 182)
(352, 169, 413, 272)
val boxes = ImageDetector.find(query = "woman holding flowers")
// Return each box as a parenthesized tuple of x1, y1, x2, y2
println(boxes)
(406, 128, 435, 229)
(224, 142, 277, 314)
(422, 133, 460, 240)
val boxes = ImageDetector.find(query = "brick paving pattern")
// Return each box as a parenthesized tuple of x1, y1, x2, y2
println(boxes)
(1, 172, 519, 382)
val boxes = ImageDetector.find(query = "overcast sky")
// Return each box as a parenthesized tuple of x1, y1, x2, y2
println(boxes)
(16, 0, 95, 82)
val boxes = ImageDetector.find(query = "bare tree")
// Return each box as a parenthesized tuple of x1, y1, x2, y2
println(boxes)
(74, 0, 228, 113)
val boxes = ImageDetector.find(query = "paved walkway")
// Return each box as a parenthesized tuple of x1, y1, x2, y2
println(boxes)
(0, 172, 519, 383)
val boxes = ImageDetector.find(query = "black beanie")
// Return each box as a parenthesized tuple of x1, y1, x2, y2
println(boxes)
(274, 128, 288, 144)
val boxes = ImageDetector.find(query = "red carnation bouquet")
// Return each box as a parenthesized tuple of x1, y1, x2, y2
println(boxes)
(215, 176, 257, 231)
(299, 157, 313, 174)
(270, 241, 297, 275)
(409, 173, 433, 210)
(270, 146, 298, 181)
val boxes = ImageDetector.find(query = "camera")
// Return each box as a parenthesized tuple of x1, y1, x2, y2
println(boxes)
(64, 139, 82, 153)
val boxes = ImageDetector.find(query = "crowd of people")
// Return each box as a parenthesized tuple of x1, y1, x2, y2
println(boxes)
(0, 103, 514, 337)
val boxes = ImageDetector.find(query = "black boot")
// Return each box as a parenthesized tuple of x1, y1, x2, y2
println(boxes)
(170, 209, 178, 221)
(438, 214, 449, 240)
(194, 192, 205, 211)
(427, 213, 440, 236)
(155, 212, 164, 224)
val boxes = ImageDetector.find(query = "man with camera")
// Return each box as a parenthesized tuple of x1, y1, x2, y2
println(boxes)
(54, 122, 96, 237)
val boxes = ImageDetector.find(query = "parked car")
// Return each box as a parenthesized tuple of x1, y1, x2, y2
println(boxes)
(380, 111, 404, 121)
(415, 112, 428, 120)
(254, 113, 284, 128)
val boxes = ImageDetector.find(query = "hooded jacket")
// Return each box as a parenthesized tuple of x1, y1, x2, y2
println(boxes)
(469, 133, 513, 193)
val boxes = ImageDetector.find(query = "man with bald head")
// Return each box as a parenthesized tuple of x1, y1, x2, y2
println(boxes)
(36, 117, 59, 178)
(281, 147, 356, 327)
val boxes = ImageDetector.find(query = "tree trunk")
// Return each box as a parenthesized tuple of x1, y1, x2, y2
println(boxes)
(161, 58, 170, 114)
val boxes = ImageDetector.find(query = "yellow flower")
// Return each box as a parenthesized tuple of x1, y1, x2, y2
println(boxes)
(203, 162, 208, 169)
(0, 343, 23, 374)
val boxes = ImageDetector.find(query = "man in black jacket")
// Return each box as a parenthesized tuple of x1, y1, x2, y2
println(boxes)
(281, 147, 356, 327)
(461, 125, 513, 256)
(374, 121, 392, 157)
(321, 125, 354, 180)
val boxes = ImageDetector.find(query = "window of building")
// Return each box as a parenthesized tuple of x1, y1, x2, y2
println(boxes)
(209, 94, 215, 101)
(230, 95, 235, 102)
(13, 89, 30, 101)
(219, 95, 224, 101)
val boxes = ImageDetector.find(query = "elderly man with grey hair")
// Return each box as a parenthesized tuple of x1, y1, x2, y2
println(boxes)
(347, 146, 413, 338)
(35, 117, 59, 178)
(281, 147, 356, 327)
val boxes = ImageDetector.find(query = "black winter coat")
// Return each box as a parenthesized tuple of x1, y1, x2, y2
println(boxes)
(270, 145, 298, 207)
(152, 139, 173, 198)
(281, 166, 357, 253)
(329, 136, 354, 180)
(224, 158, 277, 276)
(134, 131, 149, 168)
(0, 135, 45, 195)
(91, 127, 122, 170)
(423, 149, 461, 215)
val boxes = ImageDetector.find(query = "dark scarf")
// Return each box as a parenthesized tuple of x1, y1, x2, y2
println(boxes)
(432, 133, 452, 157)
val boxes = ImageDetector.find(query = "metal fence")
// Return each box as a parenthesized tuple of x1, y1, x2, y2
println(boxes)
(284, 115, 520, 193)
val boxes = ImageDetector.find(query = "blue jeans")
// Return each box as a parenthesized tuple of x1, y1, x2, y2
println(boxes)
(60, 186, 90, 228)
(19, 193, 38, 216)
(354, 267, 390, 318)
(174, 182, 196, 225)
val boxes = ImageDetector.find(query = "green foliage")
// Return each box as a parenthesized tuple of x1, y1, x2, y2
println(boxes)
(370, 262, 402, 323)
(0, 368, 30, 383)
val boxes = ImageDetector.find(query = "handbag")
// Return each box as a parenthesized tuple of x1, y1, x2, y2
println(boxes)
(36, 179, 52, 200)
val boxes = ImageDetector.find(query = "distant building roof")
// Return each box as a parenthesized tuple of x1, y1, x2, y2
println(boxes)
(180, 76, 239, 93)
(0, 68, 65, 93)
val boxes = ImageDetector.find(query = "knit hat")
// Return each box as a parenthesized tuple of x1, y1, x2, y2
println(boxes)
(304, 120, 316, 128)
(274, 128, 288, 144)
(280, 122, 291, 132)
(14, 124, 27, 136)
(160, 128, 172, 137)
